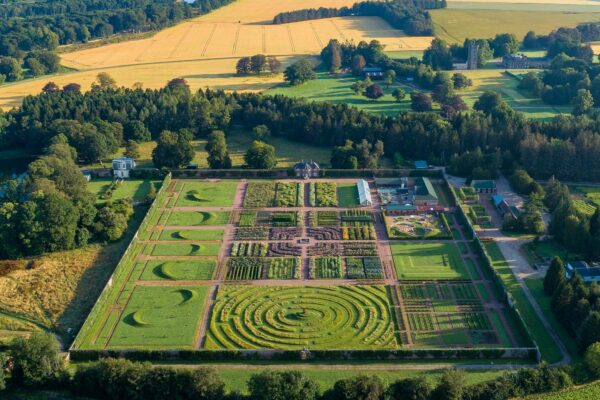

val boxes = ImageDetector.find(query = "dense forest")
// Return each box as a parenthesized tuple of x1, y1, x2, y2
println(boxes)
(272, 0, 446, 36)
(0, 0, 233, 83)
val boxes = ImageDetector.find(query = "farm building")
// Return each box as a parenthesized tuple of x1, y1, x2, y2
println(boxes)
(502, 54, 551, 69)
(376, 177, 439, 209)
(471, 180, 496, 193)
(357, 180, 373, 206)
(492, 194, 520, 220)
(293, 160, 320, 179)
(566, 261, 600, 282)
(363, 67, 383, 79)
(112, 157, 135, 178)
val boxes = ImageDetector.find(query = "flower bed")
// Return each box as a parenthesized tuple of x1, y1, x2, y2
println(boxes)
(342, 226, 377, 240)
(269, 227, 302, 240)
(266, 258, 300, 279)
(307, 227, 343, 240)
(234, 227, 269, 240)
(310, 182, 338, 207)
(226, 258, 264, 280)
(310, 256, 342, 279)
(272, 211, 300, 227)
(239, 211, 257, 227)
(343, 242, 378, 256)
(230, 242, 268, 257)
(341, 210, 373, 226)
(308, 243, 342, 256)
(243, 182, 276, 208)
(267, 243, 302, 257)
(309, 211, 339, 226)
(275, 182, 304, 207)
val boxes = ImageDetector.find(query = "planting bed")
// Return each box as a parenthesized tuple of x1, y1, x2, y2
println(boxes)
(74, 178, 530, 356)
(205, 285, 398, 350)
(385, 213, 450, 239)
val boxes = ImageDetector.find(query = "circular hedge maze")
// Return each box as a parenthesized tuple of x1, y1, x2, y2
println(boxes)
(205, 285, 399, 350)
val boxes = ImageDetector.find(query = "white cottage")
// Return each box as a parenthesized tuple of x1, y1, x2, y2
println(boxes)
(112, 157, 136, 178)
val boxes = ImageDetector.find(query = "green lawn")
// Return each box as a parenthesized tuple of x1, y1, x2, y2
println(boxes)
(483, 241, 562, 363)
(107, 285, 208, 349)
(384, 50, 424, 60)
(145, 243, 220, 256)
(391, 242, 469, 280)
(457, 70, 569, 121)
(139, 260, 216, 280)
(574, 185, 600, 206)
(337, 183, 360, 208)
(166, 211, 231, 226)
(524, 278, 581, 362)
(159, 229, 224, 241)
(175, 181, 238, 207)
(87, 179, 162, 203)
(266, 72, 414, 117)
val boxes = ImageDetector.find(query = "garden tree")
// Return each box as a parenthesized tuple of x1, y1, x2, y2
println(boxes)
(524, 31, 539, 49)
(473, 91, 504, 115)
(250, 54, 267, 75)
(322, 375, 385, 400)
(0, 57, 22, 81)
(236, 57, 252, 75)
(72, 358, 225, 400)
(572, 88, 594, 116)
(423, 38, 453, 70)
(544, 257, 566, 295)
(42, 81, 60, 93)
(509, 169, 543, 196)
(519, 72, 544, 96)
(452, 73, 472, 89)
(62, 82, 81, 93)
(517, 193, 545, 234)
(252, 124, 271, 141)
(350, 54, 366, 75)
(124, 140, 140, 159)
(321, 39, 343, 72)
(433, 369, 466, 400)
(580, 312, 600, 350)
(152, 129, 194, 169)
(410, 91, 433, 111)
(125, 120, 151, 142)
(0, 353, 5, 391)
(93, 200, 133, 242)
(432, 80, 455, 104)
(205, 130, 232, 169)
(9, 332, 66, 387)
(392, 88, 406, 102)
(166, 78, 190, 93)
(92, 72, 117, 90)
(145, 183, 157, 203)
(388, 377, 432, 400)
(244, 140, 277, 169)
(364, 83, 384, 100)
(267, 56, 282, 74)
(331, 140, 359, 169)
(284, 59, 316, 85)
(585, 342, 600, 378)
(544, 177, 570, 212)
(552, 281, 574, 328)
(491, 33, 520, 57)
(356, 139, 384, 169)
(248, 370, 319, 400)
(440, 95, 468, 119)
(351, 77, 372, 95)
(383, 69, 396, 87)
(46, 119, 119, 163)
(25, 57, 45, 76)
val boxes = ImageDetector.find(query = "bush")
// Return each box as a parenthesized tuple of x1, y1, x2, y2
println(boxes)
(9, 332, 66, 388)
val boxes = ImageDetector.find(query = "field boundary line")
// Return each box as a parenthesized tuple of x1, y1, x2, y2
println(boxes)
(168, 22, 195, 60)
(262, 26, 266, 53)
(330, 19, 347, 41)
(201, 24, 218, 57)
(286, 25, 296, 53)
(310, 22, 323, 48)
(232, 24, 240, 55)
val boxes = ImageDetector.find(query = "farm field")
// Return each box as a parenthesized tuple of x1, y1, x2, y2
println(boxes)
(72, 177, 532, 358)
(266, 71, 414, 116)
(430, 8, 600, 44)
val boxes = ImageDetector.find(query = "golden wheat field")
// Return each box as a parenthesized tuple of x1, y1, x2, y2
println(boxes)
(0, 0, 434, 110)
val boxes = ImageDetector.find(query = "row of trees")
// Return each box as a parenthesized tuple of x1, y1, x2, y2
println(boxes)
(544, 257, 600, 351)
(0, 136, 134, 258)
(5, 76, 600, 180)
(235, 55, 282, 76)
(272, 0, 446, 36)
(4, 332, 598, 400)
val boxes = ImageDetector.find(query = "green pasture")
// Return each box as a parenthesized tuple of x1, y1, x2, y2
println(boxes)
(385, 50, 424, 60)
(107, 285, 208, 349)
(144, 243, 220, 256)
(391, 242, 469, 280)
(205, 285, 398, 350)
(524, 380, 600, 400)
(266, 72, 413, 117)
(176, 181, 238, 207)
(139, 260, 216, 280)
(166, 211, 230, 226)
(458, 70, 569, 121)
(87, 179, 162, 203)
(159, 229, 224, 241)
(431, 8, 600, 44)
(337, 183, 360, 208)
(574, 185, 600, 206)
(483, 241, 562, 363)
